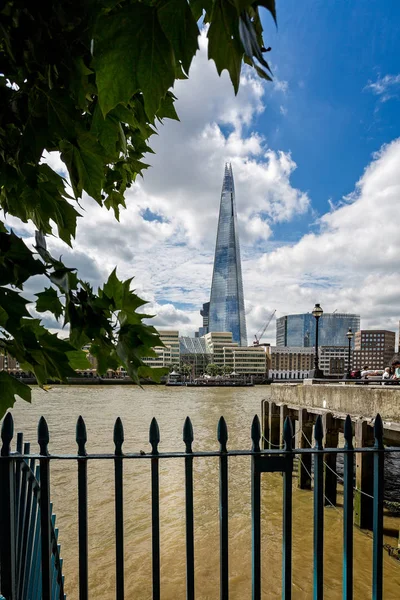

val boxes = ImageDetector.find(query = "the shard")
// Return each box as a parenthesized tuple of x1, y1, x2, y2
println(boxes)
(208, 163, 247, 346)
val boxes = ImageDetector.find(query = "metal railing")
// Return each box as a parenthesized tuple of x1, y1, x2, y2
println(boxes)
(0, 411, 399, 600)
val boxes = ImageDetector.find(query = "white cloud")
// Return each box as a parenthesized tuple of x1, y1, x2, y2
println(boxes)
(364, 73, 400, 102)
(246, 138, 400, 343)
(10, 33, 400, 348)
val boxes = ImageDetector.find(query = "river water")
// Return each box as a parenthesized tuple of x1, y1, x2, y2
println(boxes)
(8, 385, 400, 599)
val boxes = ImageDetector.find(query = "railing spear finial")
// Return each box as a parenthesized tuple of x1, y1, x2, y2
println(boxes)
(38, 416, 49, 456)
(1, 411, 14, 456)
(149, 417, 160, 455)
(374, 414, 384, 450)
(114, 417, 124, 456)
(314, 415, 324, 450)
(251, 415, 261, 452)
(76, 415, 87, 457)
(344, 414, 353, 449)
(217, 416, 228, 453)
(183, 416, 194, 453)
(283, 416, 293, 451)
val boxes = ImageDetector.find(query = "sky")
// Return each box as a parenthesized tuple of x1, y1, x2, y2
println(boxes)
(9, 0, 400, 346)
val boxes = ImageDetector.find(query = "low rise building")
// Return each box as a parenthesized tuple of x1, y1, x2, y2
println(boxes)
(352, 330, 395, 371)
(319, 346, 348, 377)
(223, 345, 269, 376)
(142, 329, 180, 369)
(180, 336, 212, 377)
(270, 346, 314, 380)
(203, 332, 238, 367)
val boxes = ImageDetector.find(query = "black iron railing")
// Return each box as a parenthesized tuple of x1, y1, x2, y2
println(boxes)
(0, 411, 399, 600)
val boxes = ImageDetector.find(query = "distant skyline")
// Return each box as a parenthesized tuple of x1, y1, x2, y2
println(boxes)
(6, 1, 400, 346)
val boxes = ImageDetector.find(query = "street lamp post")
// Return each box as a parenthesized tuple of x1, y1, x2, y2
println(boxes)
(344, 327, 354, 379)
(309, 303, 324, 379)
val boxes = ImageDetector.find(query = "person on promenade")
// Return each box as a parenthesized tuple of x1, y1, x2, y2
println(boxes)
(361, 365, 370, 378)
(382, 367, 391, 380)
(391, 360, 400, 380)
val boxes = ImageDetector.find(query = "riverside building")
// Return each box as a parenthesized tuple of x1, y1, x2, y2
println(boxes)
(269, 346, 314, 380)
(207, 163, 247, 346)
(276, 312, 360, 347)
(352, 330, 396, 371)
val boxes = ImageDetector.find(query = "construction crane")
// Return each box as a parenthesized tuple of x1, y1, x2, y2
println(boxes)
(253, 309, 276, 346)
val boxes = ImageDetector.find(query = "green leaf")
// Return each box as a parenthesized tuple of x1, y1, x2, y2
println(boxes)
(94, 4, 175, 118)
(156, 92, 180, 122)
(138, 365, 169, 382)
(0, 372, 31, 419)
(35, 287, 63, 320)
(0, 230, 46, 287)
(189, 0, 213, 21)
(60, 133, 106, 202)
(157, 0, 200, 74)
(208, 0, 243, 93)
(66, 350, 91, 370)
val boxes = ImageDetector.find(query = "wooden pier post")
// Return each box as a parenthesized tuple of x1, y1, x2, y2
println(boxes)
(268, 402, 281, 449)
(298, 408, 312, 489)
(354, 418, 374, 529)
(323, 412, 339, 506)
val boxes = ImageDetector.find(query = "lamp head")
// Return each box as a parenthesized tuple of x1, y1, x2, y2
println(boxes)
(346, 327, 354, 340)
(312, 303, 323, 319)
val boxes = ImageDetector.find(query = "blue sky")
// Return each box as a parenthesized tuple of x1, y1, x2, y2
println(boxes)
(257, 0, 400, 240)
(20, 1, 400, 344)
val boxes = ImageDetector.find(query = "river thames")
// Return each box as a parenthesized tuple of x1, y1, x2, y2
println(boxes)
(8, 385, 400, 599)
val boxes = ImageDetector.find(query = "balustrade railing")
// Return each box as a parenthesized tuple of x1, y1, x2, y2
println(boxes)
(0, 411, 399, 600)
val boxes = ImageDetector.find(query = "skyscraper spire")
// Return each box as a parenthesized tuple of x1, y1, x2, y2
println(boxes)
(208, 163, 247, 346)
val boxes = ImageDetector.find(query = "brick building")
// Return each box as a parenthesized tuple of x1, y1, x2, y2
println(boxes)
(352, 330, 395, 371)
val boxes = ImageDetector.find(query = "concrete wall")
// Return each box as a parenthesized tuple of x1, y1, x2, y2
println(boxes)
(265, 383, 400, 421)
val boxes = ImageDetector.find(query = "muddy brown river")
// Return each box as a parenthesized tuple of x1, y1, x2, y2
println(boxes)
(7, 385, 400, 599)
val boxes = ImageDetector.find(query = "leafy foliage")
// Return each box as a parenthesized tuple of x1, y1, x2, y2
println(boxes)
(0, 1, 276, 417)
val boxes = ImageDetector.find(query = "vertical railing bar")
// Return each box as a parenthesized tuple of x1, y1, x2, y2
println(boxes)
(183, 417, 195, 600)
(0, 412, 16, 600)
(18, 448, 33, 600)
(251, 416, 261, 600)
(26, 467, 40, 600)
(282, 417, 293, 600)
(114, 417, 125, 600)
(14, 431, 24, 580)
(150, 417, 161, 600)
(313, 416, 324, 600)
(343, 415, 354, 600)
(76, 416, 89, 600)
(218, 416, 229, 600)
(50, 515, 57, 600)
(372, 415, 384, 600)
(38, 416, 52, 600)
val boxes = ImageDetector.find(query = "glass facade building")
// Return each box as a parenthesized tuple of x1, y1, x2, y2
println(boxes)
(208, 164, 247, 346)
(276, 313, 360, 348)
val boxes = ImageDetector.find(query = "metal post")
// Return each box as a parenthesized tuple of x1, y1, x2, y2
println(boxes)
(0, 413, 16, 600)
(183, 417, 195, 600)
(251, 416, 261, 600)
(314, 317, 320, 372)
(218, 416, 229, 600)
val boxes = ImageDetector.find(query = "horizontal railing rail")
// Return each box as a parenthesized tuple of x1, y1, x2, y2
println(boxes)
(0, 411, 398, 600)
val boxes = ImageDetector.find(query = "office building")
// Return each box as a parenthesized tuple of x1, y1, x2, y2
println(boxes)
(142, 330, 180, 369)
(319, 346, 348, 377)
(276, 313, 360, 348)
(352, 330, 396, 371)
(208, 163, 247, 346)
(223, 345, 269, 376)
(203, 331, 238, 367)
(269, 347, 314, 380)
(180, 336, 212, 377)
(196, 302, 210, 337)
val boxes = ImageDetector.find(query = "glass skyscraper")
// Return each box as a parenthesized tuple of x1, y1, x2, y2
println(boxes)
(276, 313, 360, 348)
(208, 163, 247, 346)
